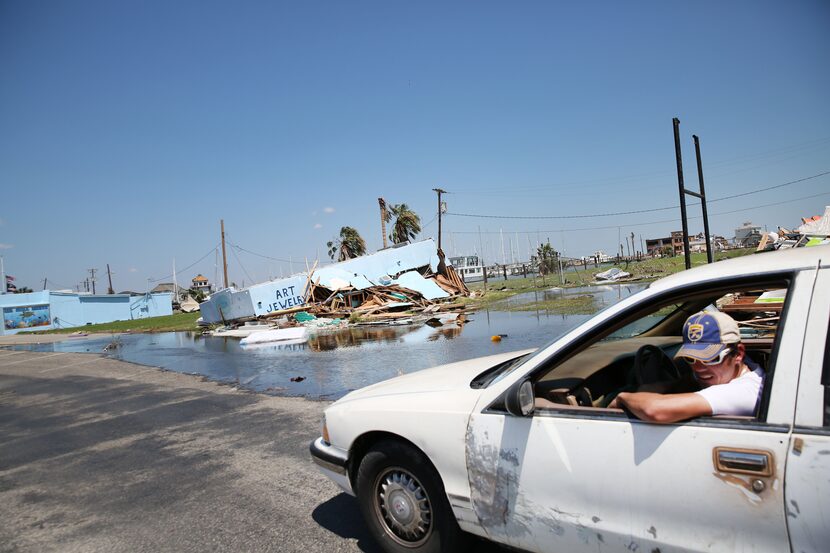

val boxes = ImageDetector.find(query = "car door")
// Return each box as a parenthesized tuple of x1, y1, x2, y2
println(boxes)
(786, 264, 830, 552)
(466, 272, 815, 553)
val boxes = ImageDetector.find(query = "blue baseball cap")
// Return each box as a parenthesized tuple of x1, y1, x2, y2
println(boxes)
(675, 311, 741, 362)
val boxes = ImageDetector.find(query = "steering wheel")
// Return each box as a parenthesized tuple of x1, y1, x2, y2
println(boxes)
(633, 344, 681, 387)
(600, 344, 683, 408)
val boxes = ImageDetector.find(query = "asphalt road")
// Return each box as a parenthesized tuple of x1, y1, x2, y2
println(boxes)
(0, 349, 503, 553)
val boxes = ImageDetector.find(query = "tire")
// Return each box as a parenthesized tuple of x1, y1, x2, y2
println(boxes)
(355, 440, 468, 553)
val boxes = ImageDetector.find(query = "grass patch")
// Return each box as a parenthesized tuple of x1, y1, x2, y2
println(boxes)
(39, 312, 202, 334)
(462, 248, 754, 311)
(500, 294, 597, 315)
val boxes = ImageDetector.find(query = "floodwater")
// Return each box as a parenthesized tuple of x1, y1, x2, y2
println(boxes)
(495, 282, 646, 309)
(11, 283, 648, 400)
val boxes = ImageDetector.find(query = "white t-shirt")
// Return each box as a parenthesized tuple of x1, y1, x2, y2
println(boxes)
(695, 358, 765, 416)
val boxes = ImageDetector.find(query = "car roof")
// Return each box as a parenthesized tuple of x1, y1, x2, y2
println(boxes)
(649, 245, 830, 293)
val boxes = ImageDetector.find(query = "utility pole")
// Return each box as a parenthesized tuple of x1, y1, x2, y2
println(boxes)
(673, 118, 692, 270)
(693, 135, 714, 264)
(378, 198, 388, 249)
(220, 219, 229, 289)
(432, 188, 447, 251)
(106, 264, 114, 294)
(630, 232, 636, 258)
(43, 278, 47, 291)
(88, 268, 97, 294)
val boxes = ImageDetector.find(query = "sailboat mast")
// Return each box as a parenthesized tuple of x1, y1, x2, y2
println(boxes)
(221, 219, 229, 288)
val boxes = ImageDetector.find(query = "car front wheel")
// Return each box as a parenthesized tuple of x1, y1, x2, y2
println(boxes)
(355, 440, 467, 553)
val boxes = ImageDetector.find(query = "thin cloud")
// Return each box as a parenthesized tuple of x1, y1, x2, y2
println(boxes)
(0, 243, 13, 250)
(323, 207, 335, 214)
(129, 268, 138, 273)
(313, 223, 322, 229)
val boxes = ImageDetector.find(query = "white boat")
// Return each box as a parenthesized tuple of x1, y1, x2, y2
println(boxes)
(179, 295, 200, 313)
(239, 326, 308, 345)
(211, 321, 274, 338)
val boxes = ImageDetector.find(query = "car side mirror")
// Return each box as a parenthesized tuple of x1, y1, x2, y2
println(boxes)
(505, 379, 535, 417)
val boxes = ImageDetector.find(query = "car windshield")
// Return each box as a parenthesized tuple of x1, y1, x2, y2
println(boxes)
(599, 303, 685, 341)
(471, 353, 533, 388)
(483, 288, 653, 382)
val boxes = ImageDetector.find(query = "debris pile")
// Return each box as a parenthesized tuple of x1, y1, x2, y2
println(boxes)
(267, 264, 469, 324)
(757, 206, 830, 252)
(199, 239, 471, 326)
(594, 267, 632, 282)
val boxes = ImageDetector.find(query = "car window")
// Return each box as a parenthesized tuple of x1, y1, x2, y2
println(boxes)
(601, 303, 684, 341)
(532, 283, 789, 420)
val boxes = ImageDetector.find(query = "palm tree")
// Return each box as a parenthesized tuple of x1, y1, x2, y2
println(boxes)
(327, 226, 367, 261)
(388, 203, 421, 244)
(536, 243, 559, 275)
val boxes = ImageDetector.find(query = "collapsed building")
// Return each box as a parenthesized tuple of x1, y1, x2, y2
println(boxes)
(199, 239, 468, 325)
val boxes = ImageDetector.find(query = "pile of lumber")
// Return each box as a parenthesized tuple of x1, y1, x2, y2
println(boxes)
(262, 265, 470, 323)
(429, 265, 467, 296)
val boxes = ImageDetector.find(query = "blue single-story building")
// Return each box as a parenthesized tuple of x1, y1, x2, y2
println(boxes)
(0, 291, 173, 335)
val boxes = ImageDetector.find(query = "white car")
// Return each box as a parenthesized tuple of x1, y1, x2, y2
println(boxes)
(311, 246, 830, 553)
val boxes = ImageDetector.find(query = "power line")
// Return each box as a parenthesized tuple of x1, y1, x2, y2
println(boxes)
(447, 190, 830, 235)
(448, 136, 830, 195)
(227, 240, 254, 284)
(226, 242, 294, 263)
(148, 243, 220, 284)
(708, 171, 829, 203)
(446, 171, 829, 220)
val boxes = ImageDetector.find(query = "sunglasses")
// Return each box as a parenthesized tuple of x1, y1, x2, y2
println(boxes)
(684, 348, 732, 366)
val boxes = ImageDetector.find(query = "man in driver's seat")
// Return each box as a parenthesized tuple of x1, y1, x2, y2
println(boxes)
(610, 311, 765, 423)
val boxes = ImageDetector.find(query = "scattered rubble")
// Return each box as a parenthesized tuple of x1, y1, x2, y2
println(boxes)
(756, 205, 830, 252)
(200, 239, 471, 332)
(594, 267, 633, 282)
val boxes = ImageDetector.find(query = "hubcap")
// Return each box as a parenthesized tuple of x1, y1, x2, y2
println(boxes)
(374, 467, 432, 547)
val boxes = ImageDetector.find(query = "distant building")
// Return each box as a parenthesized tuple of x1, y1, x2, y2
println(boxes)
(151, 283, 189, 302)
(191, 274, 212, 294)
(648, 231, 729, 256)
(646, 236, 674, 257)
(688, 232, 730, 253)
(645, 231, 685, 256)
(734, 221, 762, 247)
(580, 251, 611, 264)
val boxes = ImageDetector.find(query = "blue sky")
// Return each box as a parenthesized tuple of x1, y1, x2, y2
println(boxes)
(1, 1, 828, 292)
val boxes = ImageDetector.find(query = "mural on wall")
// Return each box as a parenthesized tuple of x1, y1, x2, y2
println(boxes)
(3, 304, 51, 330)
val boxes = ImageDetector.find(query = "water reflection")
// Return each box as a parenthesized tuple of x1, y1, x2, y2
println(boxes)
(10, 284, 643, 400)
(501, 282, 648, 310)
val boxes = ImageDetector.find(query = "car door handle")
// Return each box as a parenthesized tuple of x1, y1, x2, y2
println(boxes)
(713, 447, 774, 477)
